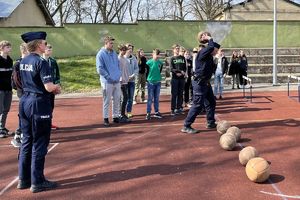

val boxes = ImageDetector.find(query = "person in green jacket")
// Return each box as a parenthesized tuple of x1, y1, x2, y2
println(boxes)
(145, 49, 163, 120)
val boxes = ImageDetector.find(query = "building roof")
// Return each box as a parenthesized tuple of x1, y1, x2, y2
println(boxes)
(225, 0, 300, 7)
(0, 0, 55, 26)
(0, 0, 22, 18)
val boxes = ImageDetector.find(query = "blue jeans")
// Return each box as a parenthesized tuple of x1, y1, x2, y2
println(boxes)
(214, 72, 224, 96)
(126, 82, 135, 113)
(147, 82, 161, 113)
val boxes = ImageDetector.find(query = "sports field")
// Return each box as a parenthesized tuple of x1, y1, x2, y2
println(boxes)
(0, 88, 299, 200)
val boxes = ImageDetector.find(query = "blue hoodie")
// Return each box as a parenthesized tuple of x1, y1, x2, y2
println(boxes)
(96, 47, 121, 84)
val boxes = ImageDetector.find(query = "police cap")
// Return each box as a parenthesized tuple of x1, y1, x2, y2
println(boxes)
(21, 31, 47, 43)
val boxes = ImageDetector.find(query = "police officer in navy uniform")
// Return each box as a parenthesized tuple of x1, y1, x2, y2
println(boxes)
(17, 31, 61, 193)
(181, 33, 220, 134)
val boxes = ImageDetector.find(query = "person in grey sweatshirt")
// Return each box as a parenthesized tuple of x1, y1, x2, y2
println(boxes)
(125, 43, 139, 118)
(118, 44, 131, 121)
(96, 36, 121, 126)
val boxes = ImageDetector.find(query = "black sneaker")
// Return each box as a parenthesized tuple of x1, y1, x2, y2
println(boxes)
(113, 117, 120, 123)
(145, 113, 151, 120)
(181, 126, 199, 134)
(176, 109, 185, 115)
(206, 123, 217, 129)
(153, 112, 162, 119)
(12, 129, 22, 136)
(11, 136, 22, 148)
(0, 128, 9, 138)
(104, 118, 109, 127)
(2, 128, 9, 134)
(0, 132, 7, 138)
(17, 180, 31, 189)
(119, 116, 131, 123)
(30, 179, 58, 193)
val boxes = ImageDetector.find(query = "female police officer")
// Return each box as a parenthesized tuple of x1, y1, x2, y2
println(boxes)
(17, 31, 61, 193)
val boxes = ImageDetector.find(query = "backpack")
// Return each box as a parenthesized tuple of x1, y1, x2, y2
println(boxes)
(11, 60, 22, 90)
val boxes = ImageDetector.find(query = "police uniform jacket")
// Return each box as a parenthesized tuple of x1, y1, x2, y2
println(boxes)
(194, 39, 215, 84)
(20, 53, 53, 95)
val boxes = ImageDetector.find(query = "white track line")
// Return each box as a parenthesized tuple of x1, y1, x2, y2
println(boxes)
(0, 177, 18, 196)
(266, 179, 289, 200)
(0, 144, 13, 148)
(48, 143, 59, 153)
(260, 191, 300, 199)
(0, 143, 59, 196)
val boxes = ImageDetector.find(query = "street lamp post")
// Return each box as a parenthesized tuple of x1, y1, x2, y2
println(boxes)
(273, 0, 278, 85)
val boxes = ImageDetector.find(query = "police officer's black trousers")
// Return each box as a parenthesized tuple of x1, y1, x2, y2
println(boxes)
(18, 93, 52, 185)
(184, 80, 216, 128)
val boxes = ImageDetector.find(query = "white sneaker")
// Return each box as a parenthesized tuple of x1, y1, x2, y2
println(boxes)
(133, 101, 137, 105)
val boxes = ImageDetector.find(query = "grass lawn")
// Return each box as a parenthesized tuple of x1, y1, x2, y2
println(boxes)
(58, 56, 100, 93)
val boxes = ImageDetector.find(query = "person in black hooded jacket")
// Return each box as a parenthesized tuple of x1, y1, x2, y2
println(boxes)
(238, 50, 248, 86)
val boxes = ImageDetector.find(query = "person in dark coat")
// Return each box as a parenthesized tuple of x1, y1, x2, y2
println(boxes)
(228, 51, 240, 89)
(238, 50, 248, 85)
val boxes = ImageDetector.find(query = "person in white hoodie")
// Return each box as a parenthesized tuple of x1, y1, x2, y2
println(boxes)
(125, 43, 139, 118)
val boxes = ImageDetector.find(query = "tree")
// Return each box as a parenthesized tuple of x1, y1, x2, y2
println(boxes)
(43, 0, 228, 24)
(191, 0, 225, 20)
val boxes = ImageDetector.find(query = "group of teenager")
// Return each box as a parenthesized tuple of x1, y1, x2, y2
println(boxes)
(96, 32, 223, 134)
(96, 37, 164, 125)
(213, 49, 248, 100)
(96, 36, 198, 125)
(96, 34, 248, 129)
